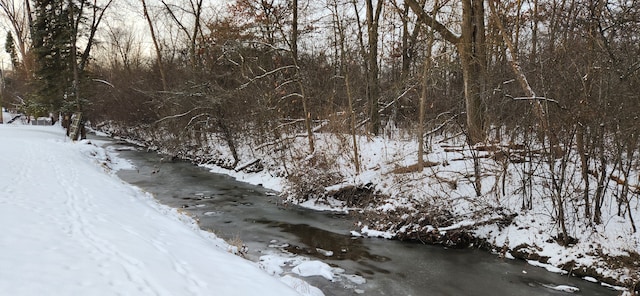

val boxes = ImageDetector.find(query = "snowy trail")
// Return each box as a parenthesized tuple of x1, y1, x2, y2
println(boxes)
(0, 125, 303, 296)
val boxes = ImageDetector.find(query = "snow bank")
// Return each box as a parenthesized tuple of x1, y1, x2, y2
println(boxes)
(0, 125, 304, 296)
(292, 261, 335, 281)
(95, 119, 639, 289)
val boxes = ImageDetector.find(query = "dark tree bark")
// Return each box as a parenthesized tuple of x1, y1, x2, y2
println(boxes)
(365, 0, 383, 135)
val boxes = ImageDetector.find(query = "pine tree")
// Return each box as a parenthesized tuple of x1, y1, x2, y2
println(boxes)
(29, 0, 73, 114)
(5, 32, 20, 70)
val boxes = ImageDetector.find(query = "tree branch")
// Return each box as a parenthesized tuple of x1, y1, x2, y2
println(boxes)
(153, 107, 211, 124)
(404, 0, 460, 44)
(511, 96, 559, 104)
(239, 65, 297, 89)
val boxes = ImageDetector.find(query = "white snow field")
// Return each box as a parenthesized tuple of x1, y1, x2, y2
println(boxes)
(0, 123, 306, 296)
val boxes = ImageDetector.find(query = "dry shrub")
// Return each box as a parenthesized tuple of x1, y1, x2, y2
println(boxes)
(284, 152, 344, 202)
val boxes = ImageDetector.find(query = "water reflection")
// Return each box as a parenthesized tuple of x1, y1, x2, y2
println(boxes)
(253, 219, 391, 263)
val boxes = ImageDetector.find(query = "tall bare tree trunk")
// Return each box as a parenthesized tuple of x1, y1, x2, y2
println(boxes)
(289, 0, 313, 153)
(406, 0, 487, 144)
(69, 0, 80, 111)
(488, 0, 562, 157)
(141, 0, 168, 91)
(460, 0, 487, 144)
(365, 0, 383, 135)
(191, 0, 203, 69)
(292, 0, 298, 61)
(159, 0, 203, 69)
(576, 127, 591, 220)
(401, 1, 410, 79)
(530, 0, 539, 63)
(417, 0, 438, 170)
(332, 0, 359, 174)
(345, 70, 360, 174)
(300, 85, 314, 153)
(417, 57, 428, 169)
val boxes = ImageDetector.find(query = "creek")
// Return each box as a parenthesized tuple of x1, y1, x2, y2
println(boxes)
(106, 139, 616, 296)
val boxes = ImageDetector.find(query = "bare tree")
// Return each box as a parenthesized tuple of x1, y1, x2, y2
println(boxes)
(0, 0, 33, 73)
(332, 0, 360, 174)
(417, 0, 439, 170)
(77, 0, 114, 72)
(487, 0, 562, 157)
(159, 0, 205, 69)
(364, 0, 383, 135)
(141, 0, 168, 91)
(289, 0, 313, 153)
(406, 0, 487, 144)
(104, 24, 143, 73)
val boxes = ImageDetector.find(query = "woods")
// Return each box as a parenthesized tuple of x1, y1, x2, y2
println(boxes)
(1, 0, 639, 289)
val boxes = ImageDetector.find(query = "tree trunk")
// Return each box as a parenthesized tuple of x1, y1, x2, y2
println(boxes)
(417, 1, 438, 169)
(69, 0, 80, 112)
(300, 86, 314, 153)
(406, 0, 487, 144)
(401, 2, 410, 78)
(191, 0, 204, 69)
(593, 125, 609, 224)
(290, 0, 313, 153)
(576, 126, 591, 220)
(417, 57, 428, 169)
(460, 0, 487, 144)
(345, 70, 360, 174)
(488, 0, 562, 157)
(292, 0, 298, 61)
(530, 0, 539, 63)
(334, 0, 359, 174)
(78, 0, 114, 72)
(141, 0, 168, 91)
(365, 0, 383, 135)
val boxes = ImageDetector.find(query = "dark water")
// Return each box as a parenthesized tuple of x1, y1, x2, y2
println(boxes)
(107, 140, 617, 296)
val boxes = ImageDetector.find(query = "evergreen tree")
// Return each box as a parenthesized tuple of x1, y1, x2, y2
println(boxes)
(29, 0, 73, 114)
(5, 32, 20, 70)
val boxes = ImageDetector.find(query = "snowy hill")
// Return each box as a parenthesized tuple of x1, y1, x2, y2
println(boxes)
(0, 124, 309, 295)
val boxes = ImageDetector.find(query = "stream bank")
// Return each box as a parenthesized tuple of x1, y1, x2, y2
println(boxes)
(98, 135, 620, 296)
(93, 123, 639, 294)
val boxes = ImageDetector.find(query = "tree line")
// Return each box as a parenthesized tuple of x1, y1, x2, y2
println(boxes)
(1, 0, 639, 237)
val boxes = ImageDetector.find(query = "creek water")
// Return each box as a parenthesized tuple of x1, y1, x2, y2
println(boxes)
(107, 139, 617, 296)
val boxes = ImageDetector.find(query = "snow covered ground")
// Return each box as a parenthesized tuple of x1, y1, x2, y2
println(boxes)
(0, 121, 322, 295)
(95, 115, 639, 292)
(186, 130, 640, 291)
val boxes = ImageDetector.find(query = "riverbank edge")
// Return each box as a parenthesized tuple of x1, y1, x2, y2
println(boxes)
(246, 176, 639, 294)
(212, 169, 640, 294)
(93, 125, 639, 295)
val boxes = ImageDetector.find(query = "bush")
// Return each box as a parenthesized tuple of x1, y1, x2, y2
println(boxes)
(284, 152, 343, 202)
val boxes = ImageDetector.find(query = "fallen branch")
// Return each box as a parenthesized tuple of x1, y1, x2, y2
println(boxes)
(256, 121, 329, 150)
(511, 96, 560, 104)
(235, 158, 261, 172)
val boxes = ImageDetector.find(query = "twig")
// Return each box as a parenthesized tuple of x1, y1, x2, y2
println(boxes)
(511, 96, 560, 104)
(239, 65, 297, 89)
